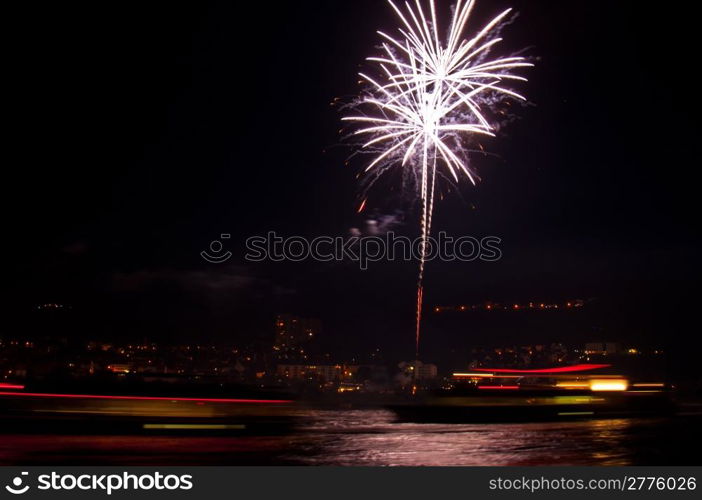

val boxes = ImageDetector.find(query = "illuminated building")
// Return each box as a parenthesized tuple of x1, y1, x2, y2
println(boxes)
(416, 362, 437, 381)
(400, 360, 438, 382)
(275, 364, 358, 382)
(584, 342, 621, 356)
(273, 314, 321, 362)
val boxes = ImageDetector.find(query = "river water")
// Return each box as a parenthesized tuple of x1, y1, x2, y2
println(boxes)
(2, 410, 701, 465)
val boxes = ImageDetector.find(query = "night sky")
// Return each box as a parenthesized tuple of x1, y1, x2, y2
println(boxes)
(4, 1, 701, 369)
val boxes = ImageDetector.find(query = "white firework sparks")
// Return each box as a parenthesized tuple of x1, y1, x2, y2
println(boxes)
(343, 0, 532, 358)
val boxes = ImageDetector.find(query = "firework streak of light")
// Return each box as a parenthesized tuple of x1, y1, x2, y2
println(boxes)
(343, 0, 531, 358)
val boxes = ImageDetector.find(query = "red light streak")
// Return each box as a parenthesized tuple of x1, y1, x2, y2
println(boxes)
(0, 392, 292, 404)
(477, 385, 519, 390)
(0, 383, 25, 390)
(473, 364, 610, 374)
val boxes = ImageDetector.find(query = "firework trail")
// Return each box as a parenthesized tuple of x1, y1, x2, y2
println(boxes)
(343, 0, 531, 359)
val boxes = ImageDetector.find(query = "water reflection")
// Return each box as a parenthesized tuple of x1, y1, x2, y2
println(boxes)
(285, 410, 635, 465)
(1, 410, 698, 466)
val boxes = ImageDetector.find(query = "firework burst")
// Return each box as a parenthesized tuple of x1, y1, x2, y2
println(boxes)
(343, 0, 531, 358)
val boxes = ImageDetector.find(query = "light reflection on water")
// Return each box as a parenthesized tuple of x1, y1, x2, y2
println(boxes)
(284, 410, 634, 466)
(1, 410, 696, 465)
